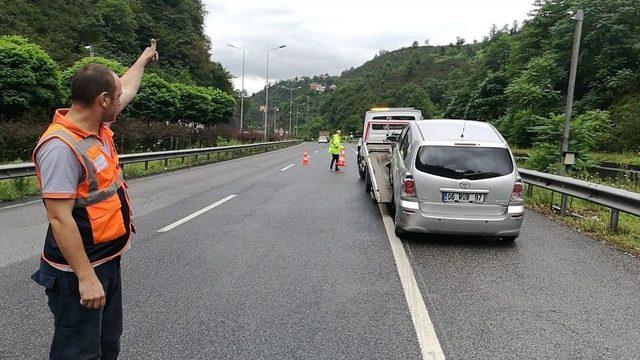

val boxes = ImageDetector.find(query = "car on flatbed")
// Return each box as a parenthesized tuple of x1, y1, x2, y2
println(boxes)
(358, 111, 524, 241)
(389, 119, 524, 240)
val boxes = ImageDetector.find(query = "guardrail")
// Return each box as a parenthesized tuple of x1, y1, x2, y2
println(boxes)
(519, 168, 640, 233)
(0, 140, 301, 181)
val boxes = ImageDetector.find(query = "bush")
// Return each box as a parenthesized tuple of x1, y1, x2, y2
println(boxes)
(608, 94, 640, 153)
(0, 35, 61, 119)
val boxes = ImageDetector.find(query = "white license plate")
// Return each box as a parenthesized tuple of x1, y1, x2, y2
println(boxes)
(442, 192, 485, 204)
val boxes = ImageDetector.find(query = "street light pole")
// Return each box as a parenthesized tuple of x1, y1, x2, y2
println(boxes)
(296, 102, 305, 137)
(280, 85, 301, 137)
(306, 95, 310, 124)
(84, 45, 94, 57)
(264, 45, 286, 141)
(227, 44, 246, 131)
(559, 9, 584, 216)
(560, 9, 584, 175)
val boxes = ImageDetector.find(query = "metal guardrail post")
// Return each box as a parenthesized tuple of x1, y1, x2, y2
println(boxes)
(144, 161, 149, 170)
(610, 209, 620, 233)
(526, 184, 534, 197)
(164, 159, 169, 168)
(560, 194, 569, 215)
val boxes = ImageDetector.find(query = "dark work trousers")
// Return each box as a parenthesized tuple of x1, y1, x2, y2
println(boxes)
(31, 257, 123, 360)
(330, 154, 340, 170)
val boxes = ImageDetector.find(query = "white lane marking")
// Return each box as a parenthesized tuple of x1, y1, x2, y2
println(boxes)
(379, 204, 446, 360)
(314, 150, 318, 154)
(158, 195, 237, 233)
(280, 164, 295, 172)
(0, 199, 41, 210)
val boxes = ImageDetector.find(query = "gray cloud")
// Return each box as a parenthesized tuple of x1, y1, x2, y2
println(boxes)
(204, 0, 533, 94)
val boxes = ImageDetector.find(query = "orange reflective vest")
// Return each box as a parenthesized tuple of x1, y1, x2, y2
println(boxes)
(33, 109, 133, 270)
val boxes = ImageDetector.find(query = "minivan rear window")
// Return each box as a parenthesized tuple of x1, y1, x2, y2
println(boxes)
(415, 146, 514, 180)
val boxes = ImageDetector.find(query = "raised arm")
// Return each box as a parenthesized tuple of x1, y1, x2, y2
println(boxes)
(118, 39, 159, 113)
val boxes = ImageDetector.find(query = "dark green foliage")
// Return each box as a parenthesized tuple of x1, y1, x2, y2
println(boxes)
(0, 0, 232, 91)
(126, 73, 179, 122)
(0, 36, 60, 118)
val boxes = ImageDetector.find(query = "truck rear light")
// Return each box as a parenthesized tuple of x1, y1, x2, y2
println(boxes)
(511, 181, 524, 203)
(402, 176, 416, 197)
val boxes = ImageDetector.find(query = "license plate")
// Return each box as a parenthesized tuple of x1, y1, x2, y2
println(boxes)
(442, 192, 485, 204)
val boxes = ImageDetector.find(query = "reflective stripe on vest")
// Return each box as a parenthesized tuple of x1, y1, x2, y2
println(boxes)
(36, 129, 125, 207)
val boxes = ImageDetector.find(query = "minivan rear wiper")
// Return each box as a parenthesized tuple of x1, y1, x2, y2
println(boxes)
(462, 171, 501, 179)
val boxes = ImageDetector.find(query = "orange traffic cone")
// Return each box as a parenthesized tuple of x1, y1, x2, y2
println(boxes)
(302, 149, 310, 166)
(336, 150, 346, 167)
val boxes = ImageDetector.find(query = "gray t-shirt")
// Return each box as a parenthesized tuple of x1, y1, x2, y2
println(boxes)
(35, 138, 109, 199)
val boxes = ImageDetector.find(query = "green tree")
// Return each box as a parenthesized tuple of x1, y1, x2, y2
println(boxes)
(0, 35, 60, 119)
(505, 53, 563, 114)
(126, 73, 179, 122)
(390, 84, 435, 119)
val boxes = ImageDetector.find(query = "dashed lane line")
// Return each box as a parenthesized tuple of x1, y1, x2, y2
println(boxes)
(158, 195, 237, 233)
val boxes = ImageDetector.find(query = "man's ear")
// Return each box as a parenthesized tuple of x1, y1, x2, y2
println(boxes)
(98, 92, 110, 108)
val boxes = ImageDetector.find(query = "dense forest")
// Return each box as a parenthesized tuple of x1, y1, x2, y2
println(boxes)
(251, 0, 640, 172)
(0, 0, 240, 162)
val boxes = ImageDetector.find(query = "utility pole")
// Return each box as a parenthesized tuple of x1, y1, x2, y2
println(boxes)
(560, 9, 584, 174)
(84, 45, 94, 57)
(263, 45, 286, 141)
(273, 107, 278, 136)
(559, 9, 584, 216)
(227, 44, 246, 131)
(306, 95, 310, 124)
(280, 85, 301, 137)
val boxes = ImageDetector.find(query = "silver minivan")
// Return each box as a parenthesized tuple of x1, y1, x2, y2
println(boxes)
(390, 119, 524, 240)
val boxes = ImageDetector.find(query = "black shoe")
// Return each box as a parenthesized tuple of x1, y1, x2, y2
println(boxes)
(335, 167, 340, 172)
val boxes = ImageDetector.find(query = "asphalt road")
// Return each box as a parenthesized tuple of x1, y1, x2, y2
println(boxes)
(0, 143, 639, 359)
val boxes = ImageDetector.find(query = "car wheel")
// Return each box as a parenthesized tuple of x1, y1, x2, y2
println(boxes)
(394, 207, 407, 238)
(357, 156, 365, 180)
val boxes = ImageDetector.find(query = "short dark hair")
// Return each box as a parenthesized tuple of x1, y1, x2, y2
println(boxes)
(70, 64, 117, 106)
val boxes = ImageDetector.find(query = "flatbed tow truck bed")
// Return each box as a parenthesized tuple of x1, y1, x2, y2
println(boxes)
(362, 143, 393, 203)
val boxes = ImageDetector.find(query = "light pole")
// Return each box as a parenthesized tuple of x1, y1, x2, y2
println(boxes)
(227, 44, 246, 131)
(559, 9, 584, 215)
(264, 45, 286, 141)
(296, 102, 305, 137)
(306, 95, 310, 124)
(280, 85, 301, 136)
(560, 9, 584, 174)
(84, 45, 94, 57)
(273, 107, 279, 135)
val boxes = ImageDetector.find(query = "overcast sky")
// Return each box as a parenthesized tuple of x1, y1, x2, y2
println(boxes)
(203, 0, 535, 94)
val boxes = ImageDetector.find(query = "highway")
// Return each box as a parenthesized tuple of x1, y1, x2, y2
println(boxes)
(1, 143, 639, 359)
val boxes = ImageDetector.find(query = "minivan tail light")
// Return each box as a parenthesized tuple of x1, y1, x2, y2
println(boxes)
(402, 175, 416, 197)
(511, 181, 524, 203)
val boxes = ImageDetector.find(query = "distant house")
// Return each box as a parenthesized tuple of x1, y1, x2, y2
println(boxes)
(329, 85, 337, 90)
(309, 83, 326, 92)
(258, 105, 267, 112)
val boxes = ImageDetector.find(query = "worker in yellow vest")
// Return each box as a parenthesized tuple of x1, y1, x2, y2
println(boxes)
(30, 39, 159, 359)
(328, 129, 345, 172)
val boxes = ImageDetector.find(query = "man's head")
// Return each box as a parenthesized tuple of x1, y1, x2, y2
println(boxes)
(336, 130, 342, 135)
(70, 64, 122, 123)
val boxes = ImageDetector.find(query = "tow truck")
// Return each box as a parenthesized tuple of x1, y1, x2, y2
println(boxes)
(357, 108, 422, 202)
